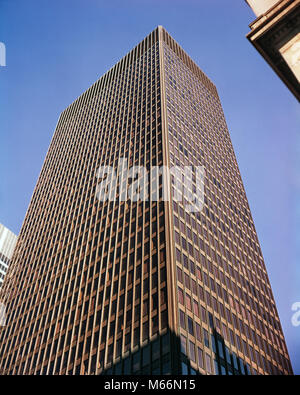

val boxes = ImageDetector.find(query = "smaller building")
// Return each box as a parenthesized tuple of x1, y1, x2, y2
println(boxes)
(0, 224, 17, 288)
(246, 0, 300, 102)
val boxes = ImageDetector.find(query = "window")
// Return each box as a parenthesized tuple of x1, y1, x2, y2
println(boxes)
(187, 317, 194, 336)
(179, 310, 185, 329)
(205, 353, 212, 374)
(195, 323, 201, 341)
(183, 254, 188, 268)
(184, 273, 190, 289)
(186, 294, 192, 310)
(193, 300, 199, 317)
(180, 335, 187, 354)
(217, 340, 224, 359)
(203, 329, 209, 348)
(178, 287, 184, 305)
(201, 306, 207, 323)
(197, 347, 204, 369)
(177, 267, 183, 283)
(189, 341, 196, 362)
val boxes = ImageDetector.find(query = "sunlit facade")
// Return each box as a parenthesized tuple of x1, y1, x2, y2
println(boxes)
(246, 0, 300, 102)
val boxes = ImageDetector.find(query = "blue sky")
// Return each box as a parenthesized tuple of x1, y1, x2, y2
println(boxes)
(0, 0, 299, 374)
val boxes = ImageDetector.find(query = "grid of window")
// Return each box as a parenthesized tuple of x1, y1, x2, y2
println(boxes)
(0, 28, 171, 376)
(0, 26, 292, 376)
(161, 33, 292, 375)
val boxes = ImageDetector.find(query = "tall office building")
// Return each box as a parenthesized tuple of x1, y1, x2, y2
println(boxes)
(0, 224, 17, 288)
(0, 27, 293, 375)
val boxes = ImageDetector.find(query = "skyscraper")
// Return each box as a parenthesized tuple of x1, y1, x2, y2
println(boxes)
(0, 224, 17, 289)
(0, 26, 293, 375)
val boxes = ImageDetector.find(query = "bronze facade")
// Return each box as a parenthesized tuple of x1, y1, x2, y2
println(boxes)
(0, 26, 293, 375)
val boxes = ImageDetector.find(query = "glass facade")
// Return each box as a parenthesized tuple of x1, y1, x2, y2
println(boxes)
(0, 26, 293, 375)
